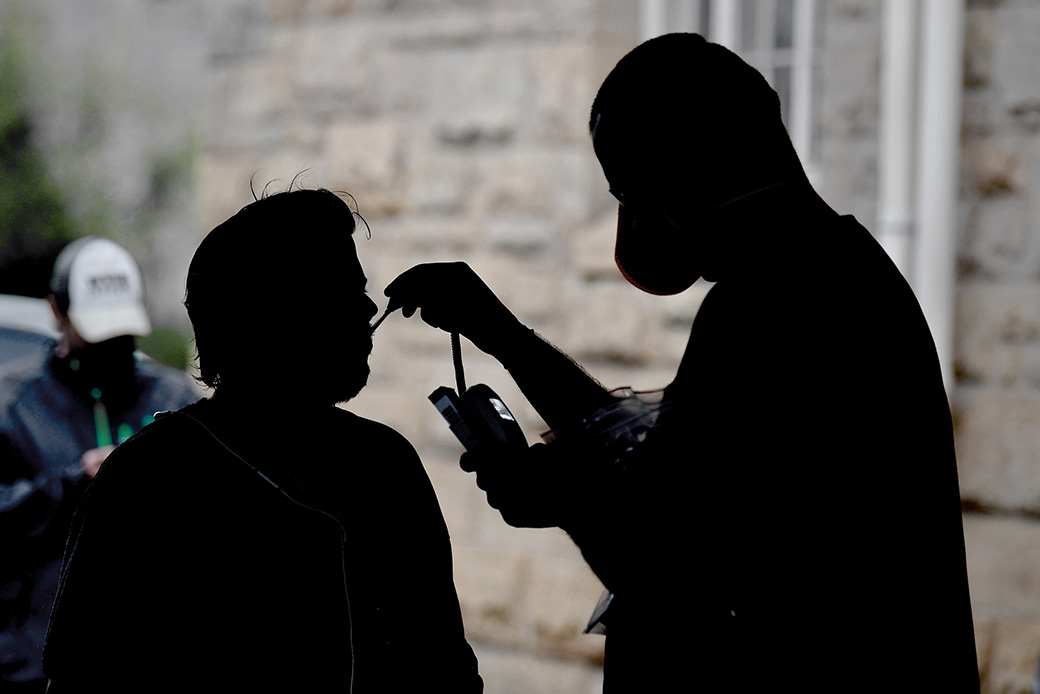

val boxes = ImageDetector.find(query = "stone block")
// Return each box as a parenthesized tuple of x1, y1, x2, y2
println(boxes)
(960, 137, 1040, 279)
(473, 149, 592, 224)
(208, 62, 295, 151)
(957, 388, 1040, 511)
(323, 120, 407, 214)
(963, 514, 1040, 621)
(993, 8, 1040, 124)
(569, 210, 621, 281)
(955, 284, 1040, 385)
(472, 499, 582, 557)
(290, 20, 381, 117)
(964, 9, 996, 89)
(453, 546, 530, 648)
(964, 196, 1039, 279)
(978, 618, 1040, 694)
(471, 644, 604, 694)
(430, 47, 530, 148)
(423, 452, 488, 543)
(966, 395, 1040, 476)
(485, 218, 556, 253)
(819, 6, 879, 139)
(463, 252, 568, 325)
(347, 386, 429, 444)
(531, 43, 598, 145)
(523, 554, 606, 662)
(562, 279, 661, 366)
(407, 149, 480, 217)
(968, 136, 1035, 198)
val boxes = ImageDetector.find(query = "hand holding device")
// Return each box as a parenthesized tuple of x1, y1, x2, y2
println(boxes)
(429, 383, 527, 452)
(428, 330, 527, 452)
(460, 444, 571, 529)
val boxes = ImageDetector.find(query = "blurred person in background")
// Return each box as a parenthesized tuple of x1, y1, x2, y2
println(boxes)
(385, 34, 978, 692)
(0, 237, 199, 693)
(43, 189, 482, 692)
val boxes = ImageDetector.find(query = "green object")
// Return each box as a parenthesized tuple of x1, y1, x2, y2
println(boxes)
(116, 423, 133, 444)
(91, 388, 113, 448)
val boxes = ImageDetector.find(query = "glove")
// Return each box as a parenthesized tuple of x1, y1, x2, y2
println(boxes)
(384, 262, 525, 356)
(460, 443, 578, 529)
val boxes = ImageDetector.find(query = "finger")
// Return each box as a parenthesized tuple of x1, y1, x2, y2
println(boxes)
(419, 306, 446, 330)
(402, 304, 417, 319)
(383, 263, 444, 298)
(474, 466, 498, 494)
(460, 452, 481, 473)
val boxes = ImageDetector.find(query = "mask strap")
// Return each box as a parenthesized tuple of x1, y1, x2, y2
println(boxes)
(704, 180, 799, 217)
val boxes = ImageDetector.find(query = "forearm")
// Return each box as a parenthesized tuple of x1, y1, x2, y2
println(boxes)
(484, 321, 614, 431)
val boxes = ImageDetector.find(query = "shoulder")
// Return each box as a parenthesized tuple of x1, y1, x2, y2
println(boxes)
(333, 408, 420, 457)
(96, 403, 208, 475)
(0, 351, 60, 429)
(0, 351, 50, 402)
(331, 409, 432, 488)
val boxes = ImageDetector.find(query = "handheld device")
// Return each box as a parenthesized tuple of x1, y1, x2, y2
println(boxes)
(429, 333, 526, 451)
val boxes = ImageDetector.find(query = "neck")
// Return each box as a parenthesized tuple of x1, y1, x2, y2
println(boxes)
(213, 384, 342, 415)
(694, 180, 837, 281)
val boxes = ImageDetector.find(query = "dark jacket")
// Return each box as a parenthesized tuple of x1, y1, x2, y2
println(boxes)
(43, 396, 482, 693)
(0, 345, 198, 685)
(571, 196, 978, 692)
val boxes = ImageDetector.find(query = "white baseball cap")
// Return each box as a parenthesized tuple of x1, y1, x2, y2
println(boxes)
(51, 237, 152, 343)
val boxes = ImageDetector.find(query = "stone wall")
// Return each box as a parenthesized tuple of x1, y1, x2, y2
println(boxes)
(10, 0, 1040, 690)
(957, 1, 1040, 692)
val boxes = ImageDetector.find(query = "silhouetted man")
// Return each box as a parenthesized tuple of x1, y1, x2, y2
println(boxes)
(385, 34, 978, 692)
(0, 238, 197, 693)
(43, 189, 483, 692)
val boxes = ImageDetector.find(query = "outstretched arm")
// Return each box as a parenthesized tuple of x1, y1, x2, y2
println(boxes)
(384, 262, 614, 429)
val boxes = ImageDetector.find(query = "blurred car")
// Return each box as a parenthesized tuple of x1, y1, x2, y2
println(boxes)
(0, 294, 60, 368)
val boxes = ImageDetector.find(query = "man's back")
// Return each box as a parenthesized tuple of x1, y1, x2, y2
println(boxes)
(642, 205, 978, 690)
(44, 397, 482, 692)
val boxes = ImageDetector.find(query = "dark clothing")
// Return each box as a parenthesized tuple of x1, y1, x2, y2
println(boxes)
(43, 396, 482, 693)
(0, 345, 198, 687)
(561, 200, 977, 691)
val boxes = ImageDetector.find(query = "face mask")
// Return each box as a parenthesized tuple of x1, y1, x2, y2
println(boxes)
(614, 203, 701, 295)
(612, 181, 800, 293)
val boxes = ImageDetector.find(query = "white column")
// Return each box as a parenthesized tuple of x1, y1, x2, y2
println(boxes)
(674, 0, 703, 34)
(913, 0, 966, 393)
(877, 0, 919, 277)
(709, 0, 741, 50)
(641, 0, 668, 41)
(790, 0, 817, 165)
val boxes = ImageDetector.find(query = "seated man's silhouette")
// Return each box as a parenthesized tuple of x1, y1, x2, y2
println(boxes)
(385, 34, 978, 692)
(43, 189, 483, 692)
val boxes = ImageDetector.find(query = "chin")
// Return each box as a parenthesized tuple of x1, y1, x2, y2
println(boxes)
(333, 370, 369, 405)
(321, 337, 372, 405)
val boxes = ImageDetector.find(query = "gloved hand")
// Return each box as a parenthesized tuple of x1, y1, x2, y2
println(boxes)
(460, 443, 579, 529)
(384, 262, 525, 356)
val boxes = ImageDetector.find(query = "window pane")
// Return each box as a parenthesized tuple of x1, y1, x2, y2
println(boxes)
(740, 0, 757, 50)
(775, 0, 794, 49)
